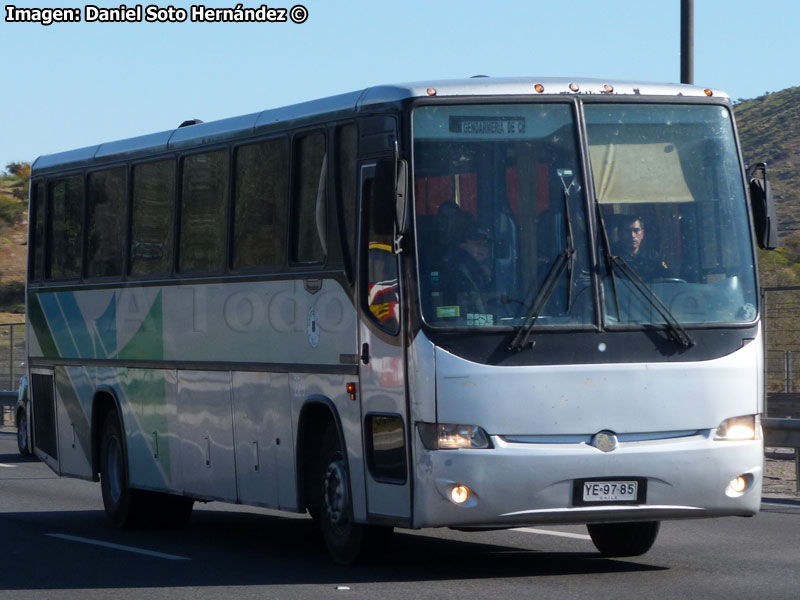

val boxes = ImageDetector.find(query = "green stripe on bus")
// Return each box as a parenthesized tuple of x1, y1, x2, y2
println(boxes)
(28, 294, 60, 358)
(118, 290, 164, 360)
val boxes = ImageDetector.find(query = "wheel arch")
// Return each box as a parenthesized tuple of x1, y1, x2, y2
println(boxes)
(91, 386, 126, 482)
(295, 396, 347, 513)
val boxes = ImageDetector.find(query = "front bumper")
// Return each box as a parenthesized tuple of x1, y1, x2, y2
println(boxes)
(412, 430, 763, 529)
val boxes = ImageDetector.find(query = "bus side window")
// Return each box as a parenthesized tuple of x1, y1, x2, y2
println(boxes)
(179, 150, 229, 273)
(232, 138, 288, 269)
(291, 131, 327, 264)
(47, 176, 83, 280)
(336, 124, 358, 281)
(86, 166, 126, 278)
(131, 159, 175, 276)
(30, 183, 46, 281)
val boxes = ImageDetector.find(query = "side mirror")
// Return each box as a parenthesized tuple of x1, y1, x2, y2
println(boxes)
(748, 163, 778, 250)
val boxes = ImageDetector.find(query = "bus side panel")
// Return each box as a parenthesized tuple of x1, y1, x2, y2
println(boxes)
(232, 371, 294, 509)
(54, 366, 94, 480)
(178, 370, 237, 501)
(120, 367, 182, 494)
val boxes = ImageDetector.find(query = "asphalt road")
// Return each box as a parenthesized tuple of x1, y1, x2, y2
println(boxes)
(1, 432, 799, 600)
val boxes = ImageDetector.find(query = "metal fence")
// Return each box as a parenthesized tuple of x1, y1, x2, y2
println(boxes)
(0, 322, 25, 392)
(763, 287, 800, 419)
(0, 322, 25, 427)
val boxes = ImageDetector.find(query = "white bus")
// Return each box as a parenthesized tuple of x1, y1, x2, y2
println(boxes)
(25, 77, 777, 563)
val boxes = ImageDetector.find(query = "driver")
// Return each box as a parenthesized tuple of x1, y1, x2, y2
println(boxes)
(616, 214, 671, 280)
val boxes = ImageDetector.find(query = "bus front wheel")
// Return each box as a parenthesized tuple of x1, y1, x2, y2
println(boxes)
(317, 425, 368, 564)
(587, 521, 660, 557)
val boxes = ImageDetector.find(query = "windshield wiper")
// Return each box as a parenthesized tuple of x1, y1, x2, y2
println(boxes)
(595, 208, 694, 348)
(507, 172, 576, 351)
(507, 249, 572, 351)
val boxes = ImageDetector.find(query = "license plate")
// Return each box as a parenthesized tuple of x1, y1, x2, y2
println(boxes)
(582, 481, 638, 502)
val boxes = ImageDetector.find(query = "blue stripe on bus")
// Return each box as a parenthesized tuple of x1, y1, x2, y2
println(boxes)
(95, 294, 118, 359)
(38, 293, 78, 359)
(57, 292, 96, 359)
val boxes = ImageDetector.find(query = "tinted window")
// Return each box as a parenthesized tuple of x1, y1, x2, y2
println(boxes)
(47, 176, 83, 279)
(131, 160, 175, 275)
(180, 150, 228, 272)
(30, 183, 46, 280)
(364, 168, 400, 335)
(413, 103, 591, 329)
(232, 139, 288, 269)
(336, 124, 358, 277)
(585, 104, 757, 325)
(86, 167, 126, 278)
(365, 414, 407, 484)
(291, 132, 326, 263)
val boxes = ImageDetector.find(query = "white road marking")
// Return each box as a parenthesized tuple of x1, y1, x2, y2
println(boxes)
(46, 534, 191, 560)
(0, 463, 17, 468)
(512, 527, 592, 540)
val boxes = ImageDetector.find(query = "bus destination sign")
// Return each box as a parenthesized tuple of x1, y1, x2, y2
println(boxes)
(449, 116, 526, 135)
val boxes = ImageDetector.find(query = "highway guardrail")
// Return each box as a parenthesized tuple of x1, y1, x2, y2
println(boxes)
(763, 417, 800, 493)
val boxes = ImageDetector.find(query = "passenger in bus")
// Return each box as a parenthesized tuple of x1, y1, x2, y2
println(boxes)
(442, 217, 493, 315)
(615, 214, 671, 281)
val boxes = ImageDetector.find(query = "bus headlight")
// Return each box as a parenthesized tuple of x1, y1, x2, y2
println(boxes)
(714, 415, 760, 441)
(417, 423, 492, 450)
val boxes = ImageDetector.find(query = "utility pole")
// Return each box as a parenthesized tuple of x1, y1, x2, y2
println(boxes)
(681, 0, 694, 84)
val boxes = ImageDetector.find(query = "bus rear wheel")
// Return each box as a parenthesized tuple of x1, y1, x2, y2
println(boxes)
(587, 521, 660, 557)
(16, 408, 30, 456)
(100, 411, 145, 528)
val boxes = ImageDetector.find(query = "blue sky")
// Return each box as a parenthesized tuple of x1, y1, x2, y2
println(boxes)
(1, 0, 798, 169)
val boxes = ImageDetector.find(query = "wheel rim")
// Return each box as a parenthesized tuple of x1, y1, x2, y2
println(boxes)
(106, 435, 123, 504)
(322, 452, 351, 535)
(17, 414, 27, 450)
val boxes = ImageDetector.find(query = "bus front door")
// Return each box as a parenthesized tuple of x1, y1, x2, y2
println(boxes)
(357, 162, 411, 526)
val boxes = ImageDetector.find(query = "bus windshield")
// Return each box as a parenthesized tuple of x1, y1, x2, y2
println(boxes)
(586, 103, 757, 326)
(413, 103, 593, 329)
(412, 102, 757, 330)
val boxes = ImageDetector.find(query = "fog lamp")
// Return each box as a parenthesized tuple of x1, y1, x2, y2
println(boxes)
(450, 485, 471, 504)
(729, 476, 747, 493)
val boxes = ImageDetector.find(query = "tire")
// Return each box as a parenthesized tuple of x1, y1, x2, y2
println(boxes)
(587, 521, 660, 557)
(315, 426, 392, 564)
(100, 411, 145, 528)
(317, 426, 365, 564)
(16, 409, 30, 456)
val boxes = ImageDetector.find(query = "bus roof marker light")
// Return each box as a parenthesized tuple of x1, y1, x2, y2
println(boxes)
(704, 89, 713, 97)
(426, 88, 437, 97)
(569, 83, 580, 92)
(604, 84, 614, 93)
(534, 83, 545, 93)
